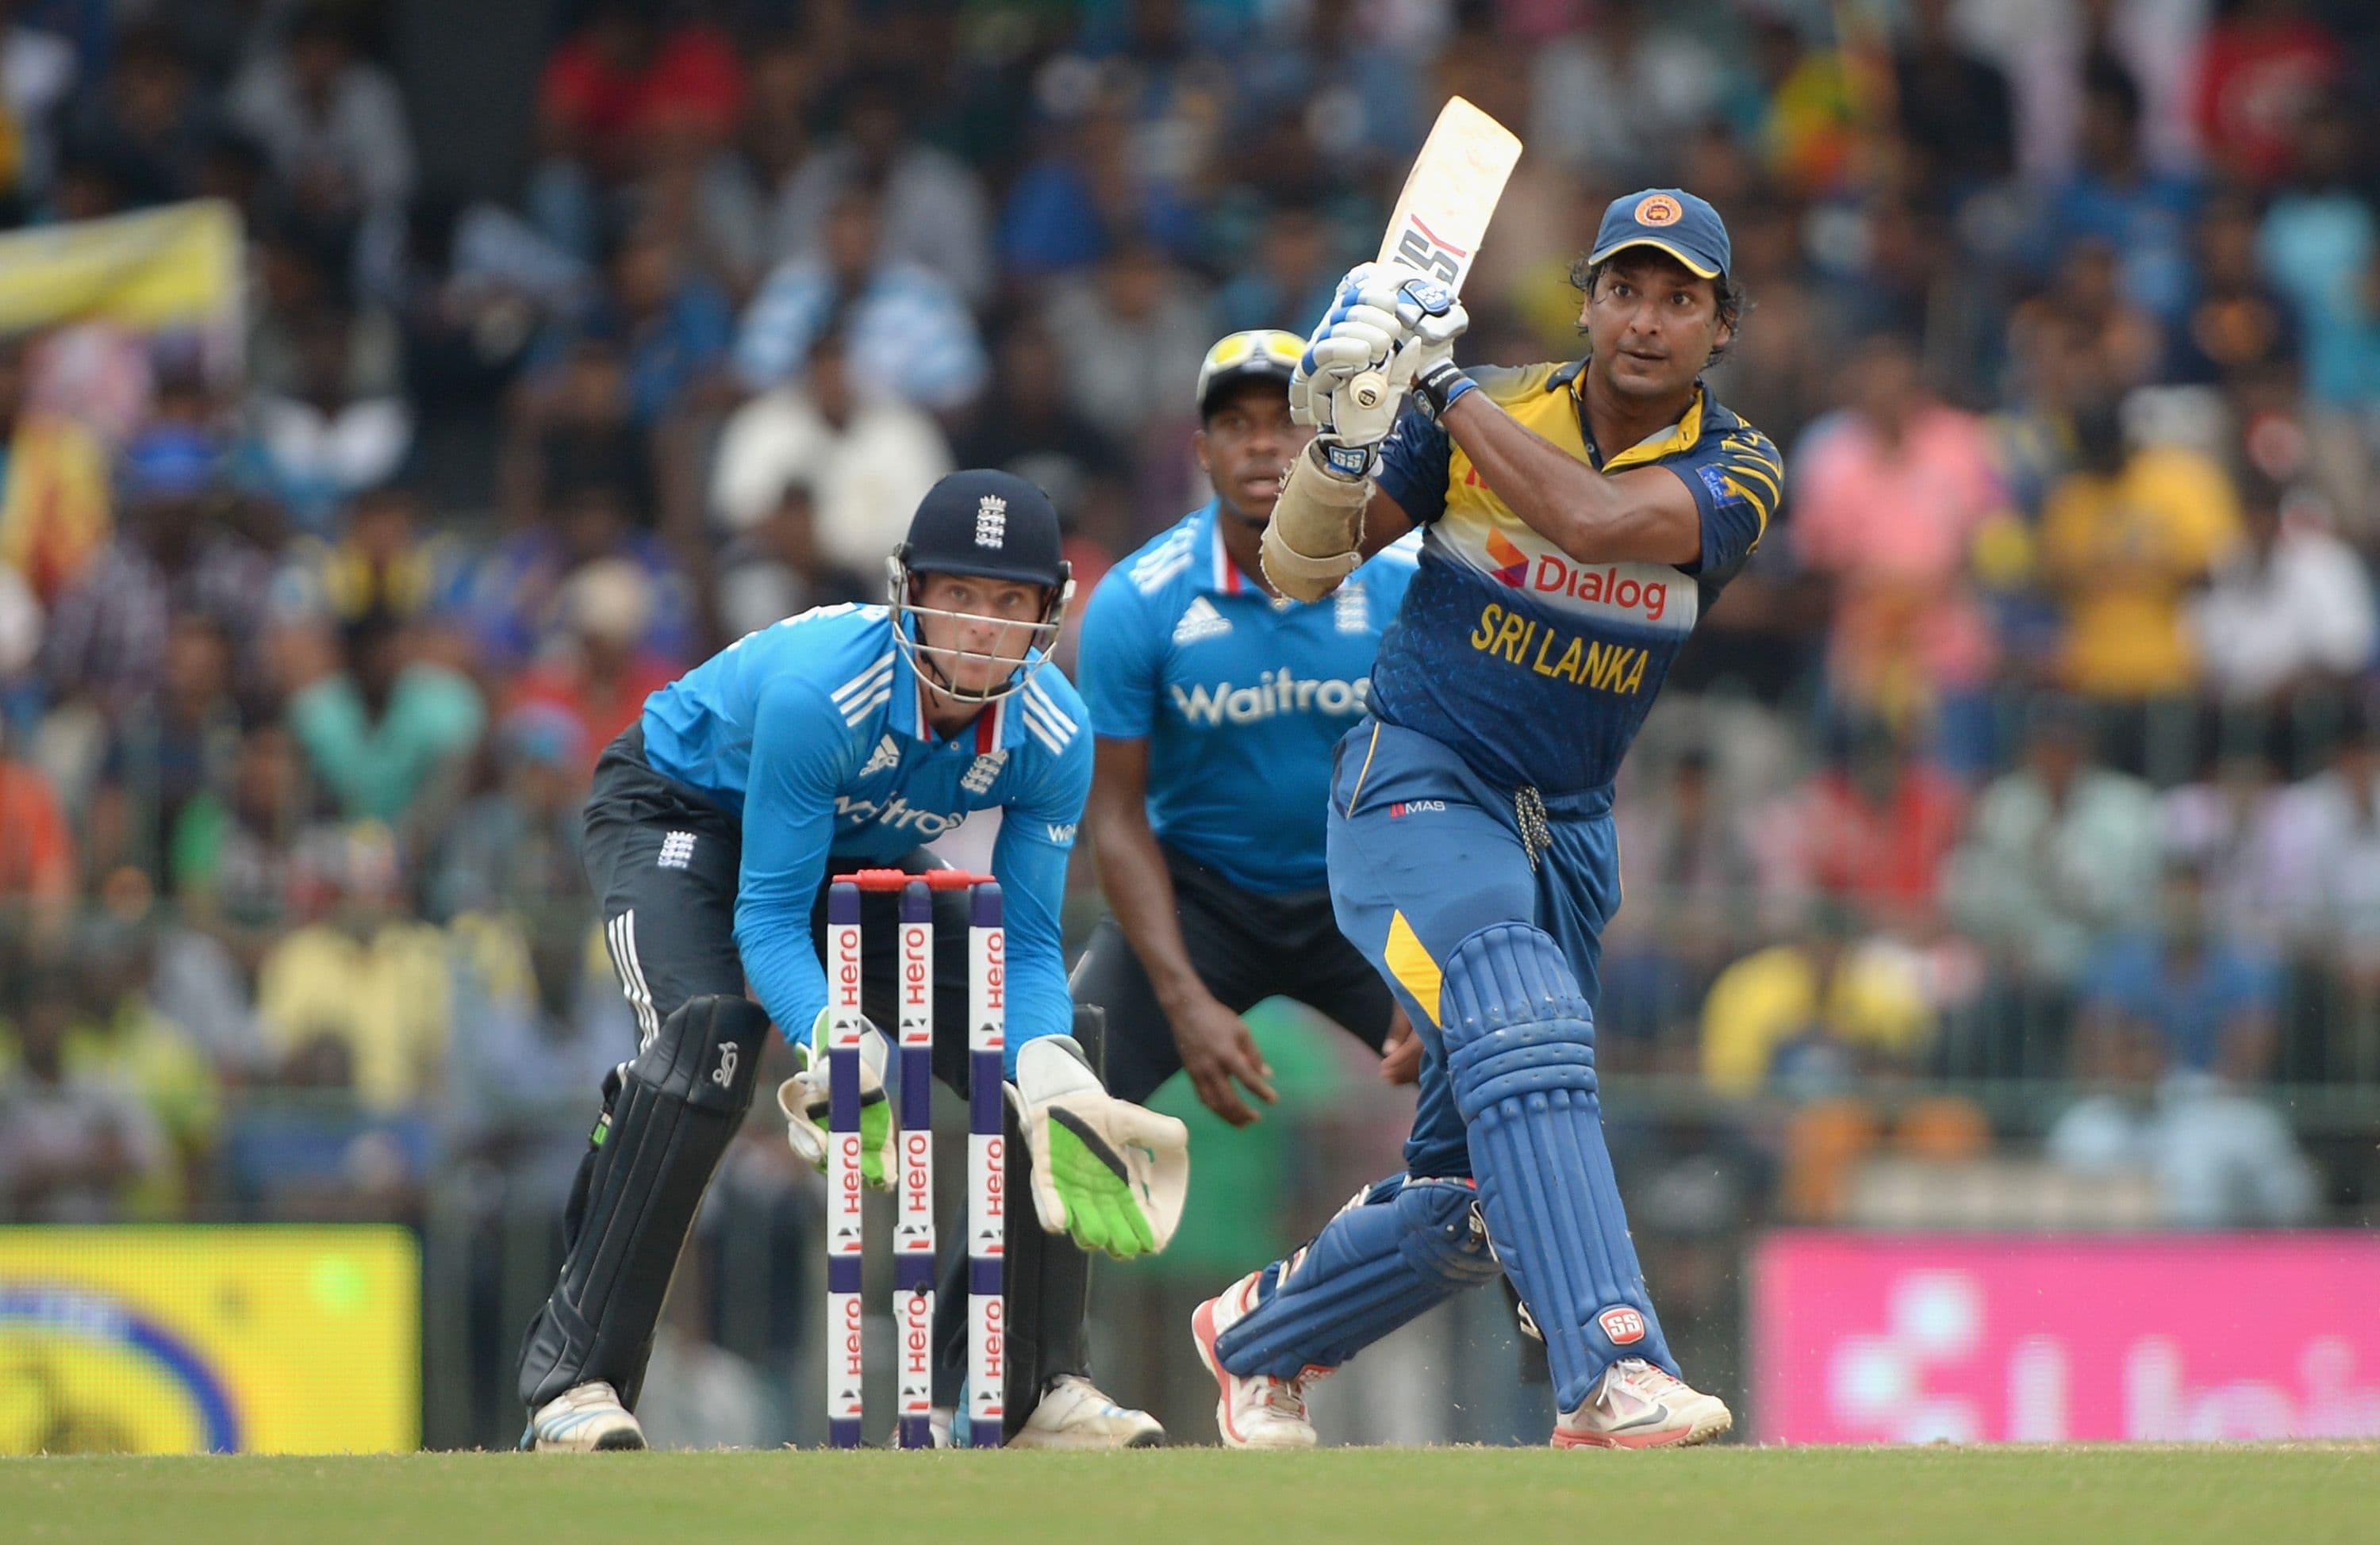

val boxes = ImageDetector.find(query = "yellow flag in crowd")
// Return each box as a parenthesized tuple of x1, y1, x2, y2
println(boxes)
(0, 199, 240, 334)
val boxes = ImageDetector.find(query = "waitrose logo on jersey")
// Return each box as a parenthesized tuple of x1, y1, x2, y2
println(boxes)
(1170, 668, 1371, 726)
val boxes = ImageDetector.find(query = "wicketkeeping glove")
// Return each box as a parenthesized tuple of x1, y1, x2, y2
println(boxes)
(1011, 1036, 1189, 1260)
(779, 1008, 896, 1190)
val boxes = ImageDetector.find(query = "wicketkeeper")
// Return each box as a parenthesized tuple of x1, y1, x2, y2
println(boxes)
(518, 470, 1187, 1451)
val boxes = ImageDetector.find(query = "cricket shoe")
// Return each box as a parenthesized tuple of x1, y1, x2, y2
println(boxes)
(1191, 1271, 1321, 1449)
(524, 1381, 647, 1451)
(1005, 1374, 1166, 1449)
(1552, 1359, 1732, 1450)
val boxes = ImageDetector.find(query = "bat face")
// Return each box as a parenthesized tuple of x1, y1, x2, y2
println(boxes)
(1376, 97, 1524, 290)
(1346, 97, 1522, 410)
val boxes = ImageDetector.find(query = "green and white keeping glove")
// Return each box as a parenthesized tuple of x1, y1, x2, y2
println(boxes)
(779, 1008, 895, 1190)
(1012, 1036, 1190, 1260)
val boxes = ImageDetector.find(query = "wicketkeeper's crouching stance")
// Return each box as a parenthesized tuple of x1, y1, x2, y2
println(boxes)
(1194, 190, 1781, 1448)
(517, 471, 1188, 1451)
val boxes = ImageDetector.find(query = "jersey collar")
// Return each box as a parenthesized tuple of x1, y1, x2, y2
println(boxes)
(885, 617, 1027, 750)
(1199, 497, 1295, 608)
(1557, 358, 1717, 472)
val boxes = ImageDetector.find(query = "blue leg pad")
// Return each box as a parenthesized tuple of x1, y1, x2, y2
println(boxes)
(1212, 1173, 1501, 1379)
(1441, 922, 1673, 1409)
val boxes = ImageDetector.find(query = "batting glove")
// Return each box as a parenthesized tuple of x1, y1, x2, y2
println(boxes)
(780, 1008, 896, 1191)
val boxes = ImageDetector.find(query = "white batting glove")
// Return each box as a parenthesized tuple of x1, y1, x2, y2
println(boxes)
(1010, 1036, 1189, 1260)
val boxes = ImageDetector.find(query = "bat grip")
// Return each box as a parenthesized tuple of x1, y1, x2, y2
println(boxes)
(1348, 368, 1388, 410)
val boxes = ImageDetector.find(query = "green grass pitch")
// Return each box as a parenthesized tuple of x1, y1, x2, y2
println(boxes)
(6, 1445, 2375, 1544)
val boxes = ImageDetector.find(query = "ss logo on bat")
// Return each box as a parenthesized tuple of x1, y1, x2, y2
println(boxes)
(1395, 228, 1461, 286)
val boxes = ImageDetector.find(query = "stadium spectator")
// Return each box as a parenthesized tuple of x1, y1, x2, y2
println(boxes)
(227, 5, 415, 224)
(2078, 858, 2282, 1080)
(0, 0, 77, 213)
(40, 426, 275, 717)
(1699, 903, 1935, 1099)
(2190, 473, 2376, 707)
(1527, 0, 1727, 186)
(1603, 745, 1763, 1058)
(0, 712, 71, 933)
(949, 324, 1129, 523)
(254, 821, 449, 1111)
(0, 961, 167, 1223)
(530, 228, 734, 431)
(766, 70, 992, 306)
(1891, 0, 2017, 194)
(59, 915, 220, 1216)
(1760, 719, 1967, 934)
(733, 190, 986, 411)
(83, 613, 239, 890)
(710, 328, 951, 577)
(711, 475, 870, 641)
(1948, 703, 2163, 989)
(1211, 206, 1342, 339)
(2036, 395, 2240, 709)
(1790, 334, 2005, 756)
(1040, 240, 1211, 445)
(240, 297, 413, 532)
(0, 332, 111, 607)
(2048, 1018, 2319, 1228)
(426, 702, 587, 925)
(171, 722, 315, 973)
(62, 23, 217, 210)
(506, 558, 678, 776)
(2252, 712, 2380, 1075)
(279, 610, 485, 828)
(2193, 0, 2344, 189)
(2171, 194, 2299, 387)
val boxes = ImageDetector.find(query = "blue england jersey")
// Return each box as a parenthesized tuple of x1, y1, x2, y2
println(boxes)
(1372, 362, 1782, 797)
(1077, 500, 1417, 893)
(639, 603, 1091, 1063)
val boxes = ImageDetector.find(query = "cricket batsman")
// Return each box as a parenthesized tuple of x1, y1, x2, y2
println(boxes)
(1192, 190, 1782, 1448)
(518, 470, 1188, 1451)
(1074, 328, 1418, 1129)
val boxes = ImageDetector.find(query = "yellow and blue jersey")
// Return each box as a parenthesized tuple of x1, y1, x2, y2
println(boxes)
(639, 603, 1090, 1056)
(1372, 360, 1782, 796)
(1077, 500, 1417, 893)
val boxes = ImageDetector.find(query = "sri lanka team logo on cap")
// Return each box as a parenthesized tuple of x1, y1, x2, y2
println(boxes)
(1634, 194, 1683, 227)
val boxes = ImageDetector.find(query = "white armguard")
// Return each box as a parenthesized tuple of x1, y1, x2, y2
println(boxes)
(1260, 443, 1371, 602)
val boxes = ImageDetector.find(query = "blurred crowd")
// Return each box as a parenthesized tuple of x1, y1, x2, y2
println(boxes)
(2, 0, 2378, 1253)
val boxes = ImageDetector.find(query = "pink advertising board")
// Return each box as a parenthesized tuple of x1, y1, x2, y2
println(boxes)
(1750, 1233, 2380, 1444)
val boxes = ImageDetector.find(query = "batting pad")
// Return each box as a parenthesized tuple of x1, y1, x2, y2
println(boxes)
(1213, 1173, 1502, 1380)
(518, 994, 769, 1411)
(1440, 923, 1674, 1410)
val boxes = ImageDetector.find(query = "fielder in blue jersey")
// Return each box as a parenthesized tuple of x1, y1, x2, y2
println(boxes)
(1192, 190, 1783, 1448)
(518, 470, 1188, 1453)
(1075, 329, 1418, 1129)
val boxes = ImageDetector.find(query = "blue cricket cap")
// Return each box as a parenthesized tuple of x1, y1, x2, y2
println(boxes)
(1588, 188, 1731, 281)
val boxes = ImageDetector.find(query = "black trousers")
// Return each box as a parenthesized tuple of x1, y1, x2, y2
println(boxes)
(526, 726, 1087, 1432)
(1071, 844, 1397, 1106)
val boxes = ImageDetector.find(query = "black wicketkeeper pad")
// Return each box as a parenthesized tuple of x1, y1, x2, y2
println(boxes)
(518, 994, 770, 1411)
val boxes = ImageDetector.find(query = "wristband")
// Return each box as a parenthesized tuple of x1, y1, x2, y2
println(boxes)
(1415, 358, 1477, 421)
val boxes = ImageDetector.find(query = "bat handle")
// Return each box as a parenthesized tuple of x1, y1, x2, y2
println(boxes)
(1348, 368, 1388, 411)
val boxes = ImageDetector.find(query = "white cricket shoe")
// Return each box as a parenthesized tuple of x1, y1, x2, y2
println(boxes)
(525, 1381, 647, 1451)
(1191, 1271, 1321, 1450)
(1553, 1359, 1732, 1449)
(1005, 1374, 1165, 1449)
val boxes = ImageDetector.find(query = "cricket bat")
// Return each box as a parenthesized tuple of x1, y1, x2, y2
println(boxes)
(1346, 96, 1523, 412)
